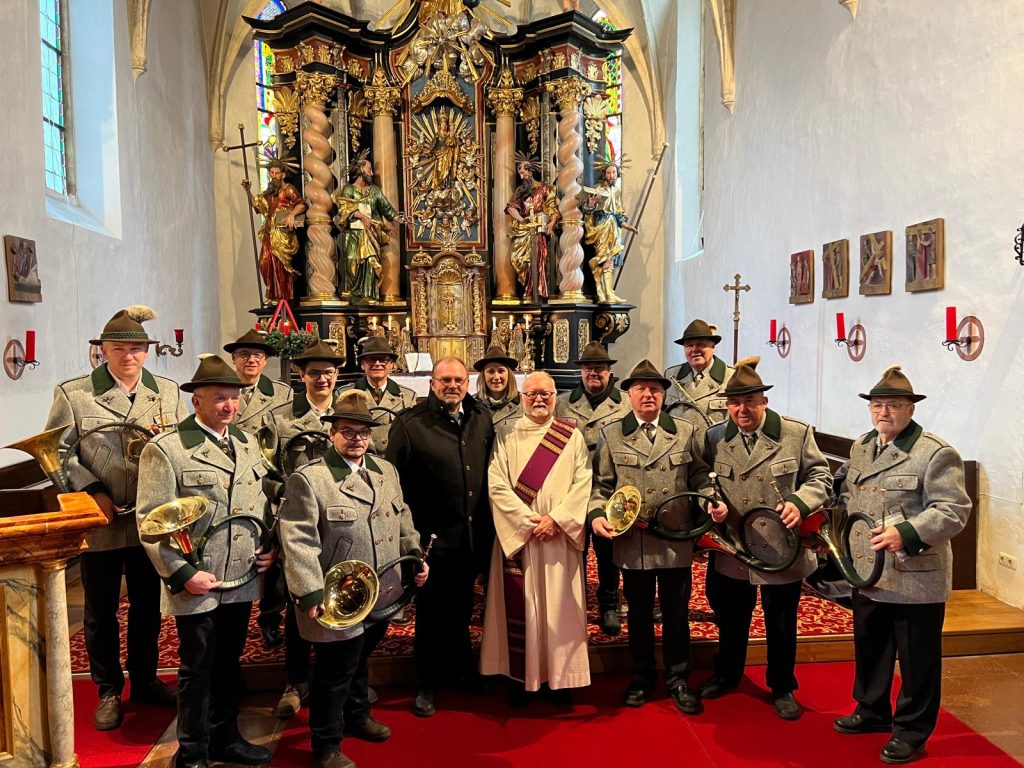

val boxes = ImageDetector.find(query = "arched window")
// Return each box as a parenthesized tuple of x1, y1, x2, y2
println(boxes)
(41, 0, 72, 196)
(254, 0, 287, 187)
(592, 10, 622, 166)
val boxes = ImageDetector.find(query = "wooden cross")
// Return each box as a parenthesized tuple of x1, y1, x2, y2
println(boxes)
(723, 273, 751, 365)
(222, 123, 264, 304)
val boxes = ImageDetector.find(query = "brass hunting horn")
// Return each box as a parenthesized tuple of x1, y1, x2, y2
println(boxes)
(5, 423, 73, 492)
(138, 497, 210, 564)
(317, 560, 381, 630)
(603, 485, 716, 540)
(799, 498, 884, 589)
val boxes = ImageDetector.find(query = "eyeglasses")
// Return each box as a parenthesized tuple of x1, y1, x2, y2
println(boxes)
(434, 377, 467, 386)
(362, 356, 391, 365)
(338, 429, 372, 441)
(869, 401, 909, 412)
(523, 391, 555, 401)
(306, 369, 337, 380)
(235, 352, 267, 360)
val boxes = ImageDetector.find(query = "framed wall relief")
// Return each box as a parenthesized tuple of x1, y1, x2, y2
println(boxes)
(789, 249, 814, 304)
(822, 239, 849, 299)
(859, 230, 893, 296)
(905, 218, 945, 292)
(4, 235, 42, 303)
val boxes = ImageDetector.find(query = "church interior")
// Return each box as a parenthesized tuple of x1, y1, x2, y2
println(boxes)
(1, 0, 1024, 766)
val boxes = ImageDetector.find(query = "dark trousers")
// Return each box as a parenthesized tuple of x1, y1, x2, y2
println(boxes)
(621, 567, 692, 690)
(414, 552, 478, 688)
(584, 525, 620, 612)
(258, 560, 287, 629)
(713, 573, 802, 694)
(80, 547, 162, 698)
(852, 591, 946, 748)
(704, 552, 723, 617)
(174, 602, 251, 765)
(343, 619, 389, 724)
(284, 601, 313, 685)
(309, 633, 364, 756)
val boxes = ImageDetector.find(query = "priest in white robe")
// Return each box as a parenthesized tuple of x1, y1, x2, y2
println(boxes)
(481, 371, 593, 708)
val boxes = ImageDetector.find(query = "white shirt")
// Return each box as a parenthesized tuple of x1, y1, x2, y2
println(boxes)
(195, 417, 229, 441)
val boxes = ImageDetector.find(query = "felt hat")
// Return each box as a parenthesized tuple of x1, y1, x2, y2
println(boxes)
(473, 343, 519, 372)
(673, 318, 722, 346)
(619, 359, 672, 391)
(293, 339, 344, 366)
(223, 328, 277, 356)
(575, 341, 617, 366)
(89, 305, 159, 346)
(858, 365, 926, 402)
(357, 335, 399, 361)
(723, 355, 773, 395)
(321, 389, 380, 426)
(180, 354, 244, 393)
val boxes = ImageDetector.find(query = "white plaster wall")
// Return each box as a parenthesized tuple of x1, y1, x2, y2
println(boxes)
(0, 1, 219, 467)
(693, 0, 1024, 607)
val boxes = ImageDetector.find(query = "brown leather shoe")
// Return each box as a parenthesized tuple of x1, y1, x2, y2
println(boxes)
(312, 749, 356, 768)
(345, 715, 391, 742)
(94, 694, 123, 730)
(275, 683, 309, 718)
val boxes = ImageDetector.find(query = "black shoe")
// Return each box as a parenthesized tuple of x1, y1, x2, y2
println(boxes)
(260, 624, 285, 649)
(209, 738, 272, 766)
(833, 712, 892, 735)
(173, 755, 209, 768)
(344, 715, 391, 742)
(600, 610, 622, 636)
(546, 688, 572, 709)
(508, 683, 532, 711)
(413, 688, 436, 717)
(93, 694, 123, 730)
(623, 684, 650, 708)
(880, 739, 925, 765)
(669, 683, 703, 715)
(772, 692, 802, 720)
(698, 676, 739, 700)
(129, 678, 177, 707)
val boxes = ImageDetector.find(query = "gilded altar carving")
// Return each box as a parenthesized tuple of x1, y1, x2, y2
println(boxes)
(328, 319, 347, 359)
(347, 59, 366, 81)
(409, 249, 488, 368)
(398, 1, 494, 85)
(406, 107, 481, 245)
(552, 52, 567, 70)
(347, 91, 369, 155)
(578, 318, 590, 350)
(276, 54, 295, 74)
(297, 71, 339, 107)
(583, 94, 607, 153)
(595, 310, 631, 343)
(520, 96, 541, 156)
(521, 62, 538, 82)
(413, 63, 474, 112)
(486, 66, 523, 117)
(546, 75, 591, 113)
(587, 62, 602, 82)
(273, 85, 300, 150)
(553, 318, 570, 363)
(365, 66, 402, 117)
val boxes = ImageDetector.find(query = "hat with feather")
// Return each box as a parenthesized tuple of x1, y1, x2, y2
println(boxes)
(181, 354, 244, 393)
(723, 355, 773, 395)
(90, 305, 159, 346)
(859, 365, 926, 402)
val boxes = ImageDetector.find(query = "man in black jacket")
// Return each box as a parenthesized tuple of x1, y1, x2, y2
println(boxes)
(386, 356, 496, 717)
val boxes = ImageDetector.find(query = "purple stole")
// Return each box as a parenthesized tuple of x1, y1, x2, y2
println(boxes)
(502, 418, 575, 679)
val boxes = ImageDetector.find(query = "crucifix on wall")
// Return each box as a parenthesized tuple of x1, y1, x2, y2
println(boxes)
(723, 273, 750, 364)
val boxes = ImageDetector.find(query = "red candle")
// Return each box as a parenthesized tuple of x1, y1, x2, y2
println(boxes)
(945, 306, 957, 341)
(174, 328, 184, 344)
(282, 321, 291, 336)
(769, 319, 778, 343)
(835, 312, 846, 340)
(254, 320, 261, 331)
(25, 330, 36, 362)
(305, 321, 314, 334)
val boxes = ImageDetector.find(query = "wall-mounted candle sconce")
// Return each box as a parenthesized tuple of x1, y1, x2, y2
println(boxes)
(835, 313, 866, 362)
(942, 307, 984, 361)
(4, 331, 39, 380)
(766, 319, 791, 358)
(156, 328, 185, 357)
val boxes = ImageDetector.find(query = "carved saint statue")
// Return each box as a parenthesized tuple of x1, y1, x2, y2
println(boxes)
(506, 156, 559, 301)
(241, 159, 306, 304)
(333, 153, 404, 304)
(580, 160, 632, 304)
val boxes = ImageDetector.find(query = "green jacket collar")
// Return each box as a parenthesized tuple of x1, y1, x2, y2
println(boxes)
(91, 364, 159, 396)
(859, 420, 923, 453)
(325, 447, 382, 483)
(256, 374, 275, 396)
(292, 393, 312, 418)
(723, 408, 781, 441)
(177, 414, 249, 449)
(354, 376, 401, 397)
(568, 384, 621, 404)
(675, 355, 727, 384)
(621, 410, 677, 436)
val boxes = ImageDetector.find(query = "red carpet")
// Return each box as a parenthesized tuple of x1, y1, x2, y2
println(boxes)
(69, 558, 854, 672)
(270, 663, 1021, 768)
(73, 677, 176, 768)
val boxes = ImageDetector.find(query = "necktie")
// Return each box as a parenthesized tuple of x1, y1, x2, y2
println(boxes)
(241, 386, 254, 409)
(358, 467, 371, 486)
(371, 387, 384, 404)
(874, 442, 888, 461)
(218, 436, 235, 462)
(742, 432, 757, 454)
(642, 422, 656, 443)
(693, 371, 704, 384)
(451, 411, 463, 428)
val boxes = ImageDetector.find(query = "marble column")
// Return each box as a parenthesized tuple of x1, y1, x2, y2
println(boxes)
(41, 560, 78, 768)
(365, 67, 403, 304)
(545, 76, 592, 302)
(486, 66, 523, 304)
(298, 72, 341, 303)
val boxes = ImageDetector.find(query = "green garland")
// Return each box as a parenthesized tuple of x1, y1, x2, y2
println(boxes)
(264, 329, 316, 359)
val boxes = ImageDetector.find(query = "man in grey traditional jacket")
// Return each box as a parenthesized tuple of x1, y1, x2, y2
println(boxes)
(279, 391, 427, 768)
(702, 356, 832, 720)
(339, 335, 416, 456)
(555, 340, 630, 635)
(590, 359, 712, 715)
(136, 355, 276, 768)
(45, 306, 186, 729)
(664, 318, 734, 428)
(833, 366, 971, 766)
(225, 328, 292, 434)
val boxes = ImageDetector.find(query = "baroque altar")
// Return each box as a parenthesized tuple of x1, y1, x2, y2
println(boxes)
(246, 0, 634, 387)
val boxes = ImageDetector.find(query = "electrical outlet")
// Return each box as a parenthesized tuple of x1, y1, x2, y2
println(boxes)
(998, 553, 1018, 571)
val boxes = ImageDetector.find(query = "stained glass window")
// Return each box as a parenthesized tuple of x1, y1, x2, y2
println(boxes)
(254, 1, 287, 187)
(41, 0, 71, 196)
(592, 11, 623, 167)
